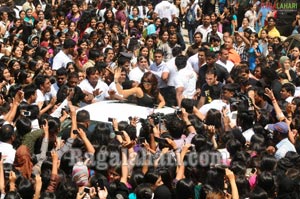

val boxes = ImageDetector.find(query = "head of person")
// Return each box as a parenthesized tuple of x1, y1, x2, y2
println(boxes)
(265, 121, 289, 144)
(267, 17, 276, 27)
(67, 72, 79, 88)
(193, 32, 203, 44)
(0, 124, 15, 143)
(56, 67, 68, 87)
(175, 55, 188, 70)
(63, 38, 76, 56)
(76, 109, 90, 127)
(137, 56, 149, 71)
(23, 84, 37, 102)
(205, 67, 218, 86)
(202, 14, 211, 27)
(205, 51, 217, 67)
(34, 75, 51, 93)
(86, 67, 99, 86)
(280, 83, 295, 101)
(219, 47, 229, 62)
(154, 49, 164, 65)
(140, 72, 159, 98)
(198, 47, 207, 63)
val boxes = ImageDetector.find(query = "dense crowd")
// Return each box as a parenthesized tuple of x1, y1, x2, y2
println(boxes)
(0, 0, 300, 198)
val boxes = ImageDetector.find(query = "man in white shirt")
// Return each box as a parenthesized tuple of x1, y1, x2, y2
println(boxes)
(174, 55, 197, 106)
(79, 67, 110, 104)
(216, 47, 235, 73)
(154, 0, 176, 22)
(266, 122, 296, 160)
(195, 14, 212, 43)
(0, 124, 16, 164)
(187, 47, 206, 74)
(50, 67, 68, 98)
(162, 47, 182, 106)
(129, 56, 149, 84)
(35, 75, 56, 115)
(52, 39, 76, 72)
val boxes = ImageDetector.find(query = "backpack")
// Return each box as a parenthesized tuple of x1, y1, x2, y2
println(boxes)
(185, 4, 196, 25)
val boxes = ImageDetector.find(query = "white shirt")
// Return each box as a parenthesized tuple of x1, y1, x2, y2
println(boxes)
(109, 82, 123, 98)
(78, 79, 109, 102)
(275, 138, 296, 160)
(199, 99, 228, 116)
(187, 53, 205, 74)
(242, 128, 255, 143)
(154, 0, 176, 22)
(163, 57, 178, 87)
(52, 50, 73, 70)
(150, 61, 168, 88)
(0, 142, 16, 164)
(50, 82, 60, 98)
(216, 59, 235, 73)
(35, 89, 51, 104)
(174, 66, 197, 98)
(129, 67, 147, 84)
(195, 24, 212, 43)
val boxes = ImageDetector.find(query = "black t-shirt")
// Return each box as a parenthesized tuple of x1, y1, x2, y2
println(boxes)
(201, 82, 224, 104)
(198, 64, 229, 89)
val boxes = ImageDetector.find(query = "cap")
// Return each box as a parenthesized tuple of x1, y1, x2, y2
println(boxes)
(266, 122, 289, 134)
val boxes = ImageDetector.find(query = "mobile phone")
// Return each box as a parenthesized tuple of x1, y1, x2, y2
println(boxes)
(22, 111, 31, 117)
(84, 187, 90, 193)
(214, 164, 228, 170)
(108, 117, 113, 122)
(73, 129, 79, 135)
(0, 152, 2, 160)
(115, 131, 123, 136)
(246, 168, 256, 176)
(154, 137, 168, 145)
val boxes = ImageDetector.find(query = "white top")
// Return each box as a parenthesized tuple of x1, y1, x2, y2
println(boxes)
(50, 82, 60, 98)
(109, 82, 123, 98)
(216, 59, 235, 73)
(0, 141, 16, 164)
(52, 50, 73, 70)
(150, 61, 168, 88)
(244, 10, 257, 29)
(35, 89, 51, 104)
(187, 53, 205, 74)
(275, 138, 296, 160)
(154, 0, 176, 22)
(129, 67, 147, 84)
(78, 79, 109, 102)
(174, 66, 197, 99)
(195, 24, 212, 43)
(242, 128, 255, 143)
(199, 99, 228, 116)
(163, 57, 178, 87)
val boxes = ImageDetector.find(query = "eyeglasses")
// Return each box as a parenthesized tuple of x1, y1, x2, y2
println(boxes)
(142, 81, 151, 86)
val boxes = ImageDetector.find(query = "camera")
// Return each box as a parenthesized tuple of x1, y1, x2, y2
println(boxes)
(174, 108, 182, 115)
(22, 111, 31, 117)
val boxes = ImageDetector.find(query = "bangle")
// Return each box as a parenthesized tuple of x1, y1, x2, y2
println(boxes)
(186, 124, 193, 128)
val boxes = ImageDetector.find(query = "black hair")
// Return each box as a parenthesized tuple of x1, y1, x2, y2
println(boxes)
(76, 110, 90, 123)
(56, 67, 68, 77)
(0, 124, 15, 142)
(23, 84, 37, 100)
(175, 55, 187, 70)
(89, 48, 101, 60)
(176, 179, 195, 199)
(34, 75, 49, 89)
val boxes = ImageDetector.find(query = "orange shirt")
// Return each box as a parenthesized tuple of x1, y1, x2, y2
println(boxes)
(228, 48, 241, 65)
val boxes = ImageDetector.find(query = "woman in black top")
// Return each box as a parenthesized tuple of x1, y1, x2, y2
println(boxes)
(114, 69, 165, 108)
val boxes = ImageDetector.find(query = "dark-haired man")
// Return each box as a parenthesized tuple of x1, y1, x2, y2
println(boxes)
(52, 39, 76, 72)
